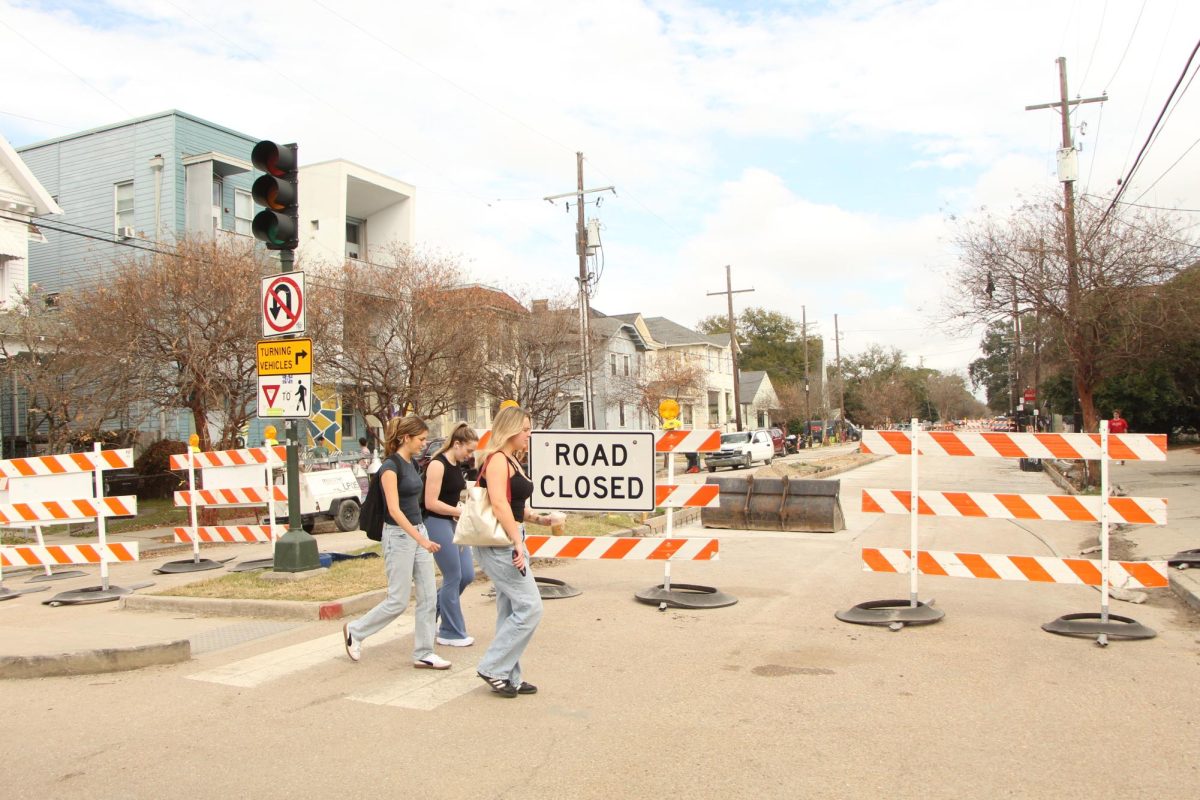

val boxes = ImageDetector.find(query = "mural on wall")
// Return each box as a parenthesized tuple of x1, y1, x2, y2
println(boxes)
(307, 385, 342, 450)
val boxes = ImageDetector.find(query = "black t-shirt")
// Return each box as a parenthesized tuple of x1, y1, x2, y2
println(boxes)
(380, 454, 424, 527)
(425, 453, 467, 521)
(480, 453, 534, 523)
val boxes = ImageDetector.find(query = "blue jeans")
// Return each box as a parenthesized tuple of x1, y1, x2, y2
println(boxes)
(424, 515, 474, 639)
(347, 522, 436, 660)
(475, 530, 543, 685)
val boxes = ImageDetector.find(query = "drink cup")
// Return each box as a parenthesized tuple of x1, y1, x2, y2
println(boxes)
(548, 511, 567, 536)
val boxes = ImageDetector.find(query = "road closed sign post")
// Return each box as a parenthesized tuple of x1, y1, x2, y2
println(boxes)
(530, 431, 655, 512)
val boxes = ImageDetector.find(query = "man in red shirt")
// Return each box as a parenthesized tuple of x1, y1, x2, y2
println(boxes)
(1108, 409, 1129, 464)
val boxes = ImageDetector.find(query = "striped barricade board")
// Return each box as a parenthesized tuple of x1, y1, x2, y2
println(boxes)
(861, 489, 1167, 525)
(654, 429, 722, 452)
(860, 547, 1168, 590)
(170, 445, 287, 471)
(860, 430, 1167, 461)
(526, 535, 719, 561)
(1, 542, 140, 567)
(0, 496, 137, 526)
(173, 525, 287, 544)
(174, 487, 288, 507)
(655, 484, 720, 508)
(0, 449, 133, 477)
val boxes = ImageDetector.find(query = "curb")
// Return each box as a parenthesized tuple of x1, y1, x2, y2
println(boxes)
(0, 639, 191, 680)
(1169, 569, 1200, 614)
(120, 587, 387, 621)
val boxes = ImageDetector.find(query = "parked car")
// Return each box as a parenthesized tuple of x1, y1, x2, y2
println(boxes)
(768, 427, 787, 456)
(706, 429, 775, 472)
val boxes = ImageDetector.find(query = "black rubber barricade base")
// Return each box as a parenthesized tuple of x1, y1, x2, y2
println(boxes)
(835, 598, 945, 628)
(1, 584, 48, 601)
(1042, 612, 1156, 641)
(26, 570, 88, 583)
(228, 558, 275, 573)
(154, 558, 225, 574)
(42, 582, 152, 606)
(1168, 548, 1200, 568)
(535, 576, 581, 599)
(635, 582, 738, 609)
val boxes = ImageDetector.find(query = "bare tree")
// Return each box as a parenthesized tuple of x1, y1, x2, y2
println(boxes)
(74, 236, 266, 450)
(313, 245, 487, 426)
(0, 288, 145, 452)
(950, 192, 1198, 431)
(925, 371, 987, 422)
(620, 348, 707, 427)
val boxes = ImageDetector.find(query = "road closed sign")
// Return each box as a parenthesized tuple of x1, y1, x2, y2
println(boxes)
(529, 431, 655, 512)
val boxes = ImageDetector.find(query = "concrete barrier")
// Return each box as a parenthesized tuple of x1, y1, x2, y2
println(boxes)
(702, 475, 844, 533)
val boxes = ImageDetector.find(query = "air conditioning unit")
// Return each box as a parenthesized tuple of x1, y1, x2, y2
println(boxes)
(117, 226, 135, 239)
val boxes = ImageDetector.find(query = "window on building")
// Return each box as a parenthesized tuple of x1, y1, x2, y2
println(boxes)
(212, 177, 224, 232)
(682, 404, 694, 425)
(342, 414, 357, 440)
(708, 390, 720, 423)
(622, 355, 630, 376)
(610, 353, 617, 375)
(726, 392, 733, 420)
(568, 353, 582, 374)
(114, 181, 134, 232)
(569, 401, 585, 429)
(234, 189, 253, 236)
(618, 401, 626, 427)
(346, 218, 364, 260)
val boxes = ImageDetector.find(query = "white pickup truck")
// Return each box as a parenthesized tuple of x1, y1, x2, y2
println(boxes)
(705, 429, 776, 472)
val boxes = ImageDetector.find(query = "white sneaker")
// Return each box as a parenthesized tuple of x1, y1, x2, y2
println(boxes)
(342, 623, 361, 663)
(436, 636, 475, 647)
(414, 653, 452, 670)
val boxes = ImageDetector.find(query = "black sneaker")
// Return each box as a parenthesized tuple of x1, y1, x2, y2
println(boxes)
(478, 671, 517, 698)
(515, 681, 538, 695)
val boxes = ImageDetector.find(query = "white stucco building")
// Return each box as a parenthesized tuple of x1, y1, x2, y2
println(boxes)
(0, 132, 62, 307)
(295, 160, 414, 268)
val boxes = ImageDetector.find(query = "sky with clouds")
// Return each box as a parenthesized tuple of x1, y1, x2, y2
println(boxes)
(3, 0, 1200, 380)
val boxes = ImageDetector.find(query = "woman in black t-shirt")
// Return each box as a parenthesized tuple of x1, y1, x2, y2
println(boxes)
(342, 415, 450, 670)
(422, 422, 480, 647)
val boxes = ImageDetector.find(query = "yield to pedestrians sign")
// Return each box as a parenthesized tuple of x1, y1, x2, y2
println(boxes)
(261, 272, 305, 336)
(258, 374, 312, 418)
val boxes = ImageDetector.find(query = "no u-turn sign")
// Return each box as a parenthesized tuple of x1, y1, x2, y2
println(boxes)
(261, 272, 306, 336)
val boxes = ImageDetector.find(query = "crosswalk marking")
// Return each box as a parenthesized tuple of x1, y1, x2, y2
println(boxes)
(186, 618, 412, 688)
(347, 667, 483, 710)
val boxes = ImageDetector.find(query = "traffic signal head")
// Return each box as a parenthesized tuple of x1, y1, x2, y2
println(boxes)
(250, 141, 298, 250)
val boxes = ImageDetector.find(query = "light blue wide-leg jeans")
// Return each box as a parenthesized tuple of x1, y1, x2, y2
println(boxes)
(475, 532, 543, 686)
(425, 515, 474, 640)
(347, 522, 436, 660)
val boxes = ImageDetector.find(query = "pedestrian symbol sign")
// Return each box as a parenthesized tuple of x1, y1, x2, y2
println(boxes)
(258, 374, 312, 418)
(261, 273, 305, 336)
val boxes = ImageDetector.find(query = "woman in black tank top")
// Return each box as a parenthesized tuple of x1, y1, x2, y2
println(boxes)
(422, 423, 480, 647)
(474, 405, 545, 698)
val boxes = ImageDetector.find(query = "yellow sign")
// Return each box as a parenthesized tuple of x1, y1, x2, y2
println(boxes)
(658, 398, 680, 420)
(257, 338, 313, 375)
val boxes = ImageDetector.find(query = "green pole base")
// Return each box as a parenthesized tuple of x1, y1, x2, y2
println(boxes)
(273, 528, 321, 572)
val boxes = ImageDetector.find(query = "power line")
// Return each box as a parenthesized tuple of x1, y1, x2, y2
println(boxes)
(0, 18, 133, 117)
(1096, 36, 1200, 229)
(1102, 0, 1148, 90)
(1082, 193, 1200, 213)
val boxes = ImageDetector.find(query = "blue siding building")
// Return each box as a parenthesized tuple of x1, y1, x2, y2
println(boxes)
(19, 110, 260, 294)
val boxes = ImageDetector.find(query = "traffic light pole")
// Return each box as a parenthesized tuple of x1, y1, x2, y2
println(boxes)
(272, 247, 319, 572)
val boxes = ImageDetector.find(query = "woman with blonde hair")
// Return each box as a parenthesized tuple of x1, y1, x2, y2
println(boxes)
(474, 404, 546, 698)
(342, 415, 450, 670)
(422, 422, 480, 647)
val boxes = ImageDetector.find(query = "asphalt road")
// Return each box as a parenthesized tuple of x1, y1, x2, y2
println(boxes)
(6, 450, 1199, 799)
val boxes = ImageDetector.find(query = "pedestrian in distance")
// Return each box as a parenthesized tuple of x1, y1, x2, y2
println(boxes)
(342, 415, 450, 670)
(1109, 409, 1129, 465)
(475, 404, 545, 698)
(357, 436, 372, 470)
(422, 422, 480, 648)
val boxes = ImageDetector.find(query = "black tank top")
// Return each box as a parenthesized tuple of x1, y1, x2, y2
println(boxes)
(426, 453, 467, 521)
(481, 453, 534, 522)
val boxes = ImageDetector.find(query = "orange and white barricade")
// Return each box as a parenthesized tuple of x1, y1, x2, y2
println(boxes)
(166, 445, 288, 573)
(842, 421, 1169, 642)
(0, 443, 140, 603)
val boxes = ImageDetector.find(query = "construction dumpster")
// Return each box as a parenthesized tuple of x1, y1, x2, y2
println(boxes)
(701, 475, 844, 533)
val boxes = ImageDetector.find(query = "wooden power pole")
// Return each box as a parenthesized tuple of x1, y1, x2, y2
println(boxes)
(706, 265, 753, 431)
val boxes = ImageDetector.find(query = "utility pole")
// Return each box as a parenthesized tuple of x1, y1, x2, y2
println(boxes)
(706, 265, 753, 431)
(1011, 277, 1021, 414)
(834, 314, 845, 433)
(1026, 57, 1106, 429)
(801, 305, 811, 433)
(543, 153, 614, 429)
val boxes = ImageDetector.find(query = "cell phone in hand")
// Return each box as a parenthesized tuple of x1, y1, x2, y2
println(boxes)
(512, 548, 526, 577)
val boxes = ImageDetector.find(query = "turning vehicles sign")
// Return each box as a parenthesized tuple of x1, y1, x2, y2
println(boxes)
(256, 338, 313, 418)
(529, 431, 655, 512)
